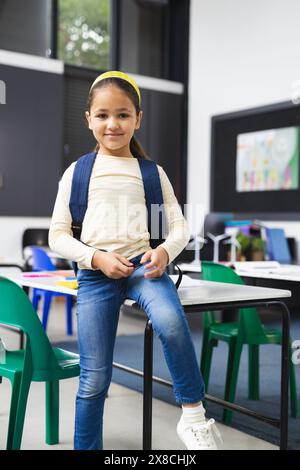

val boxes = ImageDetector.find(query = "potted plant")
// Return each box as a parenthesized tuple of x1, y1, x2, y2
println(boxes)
(250, 236, 265, 261)
(235, 232, 265, 261)
(235, 232, 251, 261)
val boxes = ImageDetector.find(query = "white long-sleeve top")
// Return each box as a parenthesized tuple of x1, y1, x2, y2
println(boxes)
(49, 154, 190, 269)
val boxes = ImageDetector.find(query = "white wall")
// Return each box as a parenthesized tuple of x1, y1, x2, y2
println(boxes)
(188, 0, 300, 256)
(0, 217, 51, 262)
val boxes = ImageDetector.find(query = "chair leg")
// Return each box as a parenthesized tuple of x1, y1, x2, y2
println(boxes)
(289, 345, 298, 418)
(7, 372, 31, 450)
(6, 373, 21, 449)
(42, 292, 52, 331)
(45, 381, 59, 445)
(201, 336, 215, 392)
(248, 344, 260, 400)
(200, 329, 210, 376)
(66, 295, 73, 336)
(32, 289, 41, 311)
(223, 340, 243, 425)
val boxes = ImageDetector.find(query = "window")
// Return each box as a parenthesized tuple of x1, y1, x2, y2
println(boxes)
(58, 0, 111, 69)
(0, 0, 52, 57)
(119, 0, 169, 79)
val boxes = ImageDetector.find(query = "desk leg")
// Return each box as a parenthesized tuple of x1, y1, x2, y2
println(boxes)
(275, 301, 290, 451)
(143, 320, 153, 450)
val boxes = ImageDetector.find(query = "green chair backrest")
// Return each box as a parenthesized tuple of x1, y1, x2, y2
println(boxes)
(0, 276, 59, 373)
(201, 262, 268, 343)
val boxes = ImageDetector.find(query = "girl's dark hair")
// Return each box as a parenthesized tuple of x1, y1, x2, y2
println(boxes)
(87, 77, 148, 160)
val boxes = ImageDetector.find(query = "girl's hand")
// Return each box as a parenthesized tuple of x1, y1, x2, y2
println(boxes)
(92, 251, 134, 279)
(140, 246, 169, 279)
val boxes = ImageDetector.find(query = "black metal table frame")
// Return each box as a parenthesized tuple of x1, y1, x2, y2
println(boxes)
(114, 298, 290, 450)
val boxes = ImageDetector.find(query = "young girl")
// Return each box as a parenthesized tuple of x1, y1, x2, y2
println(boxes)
(49, 71, 220, 450)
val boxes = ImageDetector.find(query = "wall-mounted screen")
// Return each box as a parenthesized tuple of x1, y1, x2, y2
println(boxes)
(210, 101, 300, 218)
(236, 126, 300, 192)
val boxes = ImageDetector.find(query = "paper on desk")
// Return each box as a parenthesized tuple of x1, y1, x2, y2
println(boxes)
(23, 270, 75, 278)
(234, 261, 280, 271)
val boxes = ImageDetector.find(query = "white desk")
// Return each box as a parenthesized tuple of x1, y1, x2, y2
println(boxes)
(177, 261, 300, 282)
(236, 264, 300, 282)
(3, 270, 292, 450)
(7, 271, 291, 306)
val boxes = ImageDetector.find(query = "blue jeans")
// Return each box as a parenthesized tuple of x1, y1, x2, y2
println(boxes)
(74, 253, 205, 450)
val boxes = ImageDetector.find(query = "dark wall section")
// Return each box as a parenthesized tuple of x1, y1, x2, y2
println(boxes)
(142, 89, 182, 198)
(0, 64, 63, 216)
(63, 69, 95, 167)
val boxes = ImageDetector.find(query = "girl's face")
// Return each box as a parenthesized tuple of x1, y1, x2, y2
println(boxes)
(86, 85, 142, 157)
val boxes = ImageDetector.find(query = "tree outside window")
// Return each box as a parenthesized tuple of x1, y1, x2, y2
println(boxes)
(58, 0, 110, 69)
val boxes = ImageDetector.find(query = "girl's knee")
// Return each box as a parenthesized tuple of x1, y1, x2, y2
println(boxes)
(78, 366, 111, 399)
(154, 308, 188, 339)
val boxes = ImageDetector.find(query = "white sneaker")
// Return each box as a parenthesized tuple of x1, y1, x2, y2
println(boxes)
(177, 416, 222, 450)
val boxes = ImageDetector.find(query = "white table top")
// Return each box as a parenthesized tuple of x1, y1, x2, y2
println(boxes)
(0, 258, 24, 267)
(3, 271, 291, 307)
(177, 262, 300, 282)
(235, 264, 300, 282)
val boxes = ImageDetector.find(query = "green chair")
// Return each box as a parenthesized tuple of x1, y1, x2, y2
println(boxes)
(200, 261, 298, 425)
(0, 276, 80, 449)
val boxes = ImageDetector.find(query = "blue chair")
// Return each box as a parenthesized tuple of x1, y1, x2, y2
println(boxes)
(30, 246, 74, 335)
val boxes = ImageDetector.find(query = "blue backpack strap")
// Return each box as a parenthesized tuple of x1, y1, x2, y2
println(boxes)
(138, 158, 182, 289)
(69, 151, 97, 240)
(69, 151, 97, 275)
(137, 158, 166, 249)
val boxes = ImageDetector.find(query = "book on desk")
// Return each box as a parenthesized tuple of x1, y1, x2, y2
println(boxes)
(262, 227, 292, 264)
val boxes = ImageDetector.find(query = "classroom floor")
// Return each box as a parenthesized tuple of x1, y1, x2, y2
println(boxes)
(0, 296, 278, 450)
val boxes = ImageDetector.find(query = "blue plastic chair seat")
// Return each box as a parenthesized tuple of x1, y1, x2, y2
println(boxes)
(30, 246, 74, 335)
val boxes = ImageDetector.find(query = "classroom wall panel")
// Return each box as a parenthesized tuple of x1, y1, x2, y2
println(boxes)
(0, 56, 63, 216)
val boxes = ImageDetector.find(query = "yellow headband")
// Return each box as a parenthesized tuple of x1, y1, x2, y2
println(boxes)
(90, 71, 141, 106)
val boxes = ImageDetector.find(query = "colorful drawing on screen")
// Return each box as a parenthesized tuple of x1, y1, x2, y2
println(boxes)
(236, 127, 300, 192)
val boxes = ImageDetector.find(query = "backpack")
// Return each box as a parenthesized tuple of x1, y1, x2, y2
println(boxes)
(69, 151, 182, 288)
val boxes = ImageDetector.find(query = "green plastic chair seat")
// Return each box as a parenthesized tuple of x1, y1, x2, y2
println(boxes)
(0, 348, 79, 380)
(0, 276, 80, 449)
(208, 322, 239, 340)
(53, 348, 80, 375)
(209, 322, 283, 344)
